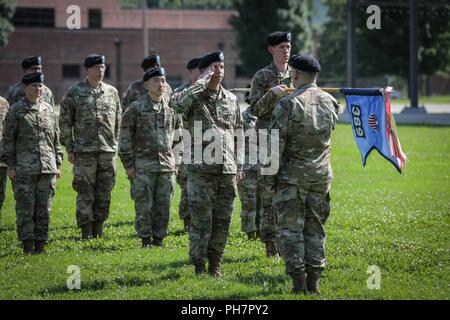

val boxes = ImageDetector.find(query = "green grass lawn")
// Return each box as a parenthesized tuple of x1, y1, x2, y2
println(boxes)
(0, 124, 449, 300)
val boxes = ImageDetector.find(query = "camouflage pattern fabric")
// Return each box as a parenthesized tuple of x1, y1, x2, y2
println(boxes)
(5, 82, 55, 109)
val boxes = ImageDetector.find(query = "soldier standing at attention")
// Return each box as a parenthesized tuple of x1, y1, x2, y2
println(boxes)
(1, 72, 63, 254)
(0, 96, 10, 230)
(172, 56, 202, 232)
(123, 55, 172, 110)
(249, 31, 293, 257)
(171, 52, 244, 277)
(238, 107, 259, 240)
(59, 54, 122, 240)
(119, 67, 181, 248)
(5, 56, 55, 109)
(269, 55, 340, 294)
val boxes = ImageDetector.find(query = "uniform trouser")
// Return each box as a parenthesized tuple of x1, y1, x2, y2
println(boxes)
(0, 167, 7, 220)
(72, 152, 116, 227)
(238, 170, 259, 234)
(13, 173, 56, 241)
(257, 171, 276, 243)
(131, 171, 174, 239)
(176, 168, 190, 220)
(273, 182, 331, 276)
(188, 171, 236, 265)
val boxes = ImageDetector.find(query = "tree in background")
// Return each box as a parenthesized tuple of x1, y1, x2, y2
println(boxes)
(0, 0, 15, 46)
(318, 0, 450, 85)
(231, 0, 314, 77)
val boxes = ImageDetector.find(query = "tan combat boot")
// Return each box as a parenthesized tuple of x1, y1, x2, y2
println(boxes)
(291, 272, 307, 294)
(92, 221, 103, 238)
(265, 241, 278, 257)
(247, 231, 257, 240)
(22, 240, 35, 255)
(34, 240, 46, 254)
(306, 268, 322, 295)
(208, 258, 222, 277)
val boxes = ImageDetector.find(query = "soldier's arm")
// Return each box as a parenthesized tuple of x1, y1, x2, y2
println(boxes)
(1, 108, 18, 169)
(234, 100, 245, 173)
(48, 89, 56, 109)
(5, 87, 14, 106)
(270, 99, 290, 160)
(249, 72, 279, 118)
(53, 112, 64, 168)
(170, 78, 207, 117)
(115, 90, 122, 141)
(122, 85, 138, 111)
(59, 91, 76, 153)
(118, 105, 136, 170)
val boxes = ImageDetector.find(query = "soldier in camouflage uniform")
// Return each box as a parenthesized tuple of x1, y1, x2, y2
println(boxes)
(59, 54, 122, 240)
(249, 31, 293, 257)
(238, 108, 259, 240)
(5, 56, 55, 109)
(0, 96, 10, 229)
(171, 52, 244, 276)
(269, 55, 339, 294)
(123, 55, 172, 110)
(1, 72, 63, 254)
(120, 67, 181, 247)
(172, 56, 201, 232)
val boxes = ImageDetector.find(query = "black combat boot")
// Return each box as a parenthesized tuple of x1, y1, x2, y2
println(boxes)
(142, 237, 152, 248)
(81, 222, 93, 240)
(195, 264, 206, 275)
(306, 268, 322, 295)
(92, 221, 103, 238)
(152, 237, 163, 247)
(291, 272, 307, 294)
(22, 240, 35, 255)
(265, 241, 278, 257)
(34, 240, 46, 254)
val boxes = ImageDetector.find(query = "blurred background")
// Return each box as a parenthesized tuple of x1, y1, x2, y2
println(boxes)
(0, 0, 449, 105)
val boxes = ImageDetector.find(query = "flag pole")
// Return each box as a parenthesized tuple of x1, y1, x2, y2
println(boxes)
(228, 87, 342, 94)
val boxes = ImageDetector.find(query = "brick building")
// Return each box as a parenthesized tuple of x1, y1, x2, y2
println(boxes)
(0, 0, 250, 101)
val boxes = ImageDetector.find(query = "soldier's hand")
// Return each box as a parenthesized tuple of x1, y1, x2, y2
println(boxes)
(197, 66, 215, 83)
(271, 84, 288, 97)
(236, 171, 245, 184)
(126, 167, 136, 179)
(7, 169, 16, 181)
(68, 153, 76, 164)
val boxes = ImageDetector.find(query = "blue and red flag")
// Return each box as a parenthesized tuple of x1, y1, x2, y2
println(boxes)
(342, 87, 407, 173)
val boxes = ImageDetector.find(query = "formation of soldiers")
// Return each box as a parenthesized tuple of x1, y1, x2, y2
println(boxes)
(0, 31, 340, 295)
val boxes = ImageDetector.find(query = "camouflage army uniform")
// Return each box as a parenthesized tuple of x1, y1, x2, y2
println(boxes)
(172, 81, 191, 226)
(269, 83, 339, 278)
(238, 108, 259, 235)
(171, 78, 244, 269)
(119, 95, 180, 241)
(249, 62, 292, 248)
(0, 96, 10, 222)
(6, 82, 55, 109)
(59, 80, 121, 229)
(123, 79, 172, 111)
(1, 98, 63, 241)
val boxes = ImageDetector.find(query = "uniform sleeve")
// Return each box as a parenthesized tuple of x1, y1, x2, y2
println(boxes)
(270, 99, 291, 163)
(5, 87, 14, 106)
(122, 84, 138, 111)
(115, 90, 122, 141)
(118, 105, 136, 170)
(234, 100, 244, 172)
(169, 78, 207, 118)
(59, 91, 77, 153)
(249, 72, 278, 118)
(53, 112, 64, 168)
(1, 108, 18, 169)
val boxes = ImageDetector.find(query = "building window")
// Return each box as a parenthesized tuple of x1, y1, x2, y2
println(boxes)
(62, 65, 81, 79)
(88, 9, 102, 29)
(12, 8, 55, 28)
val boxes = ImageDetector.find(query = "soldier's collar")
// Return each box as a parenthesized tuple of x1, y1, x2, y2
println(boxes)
(269, 62, 291, 77)
(298, 83, 318, 90)
(85, 79, 104, 93)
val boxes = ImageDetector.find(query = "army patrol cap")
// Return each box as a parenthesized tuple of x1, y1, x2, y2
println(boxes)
(22, 72, 44, 85)
(186, 57, 201, 70)
(289, 54, 321, 72)
(198, 51, 224, 69)
(143, 67, 166, 81)
(267, 31, 292, 46)
(21, 56, 42, 70)
(85, 54, 106, 68)
(141, 55, 161, 71)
